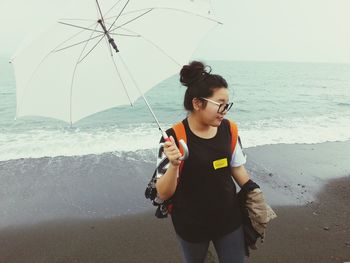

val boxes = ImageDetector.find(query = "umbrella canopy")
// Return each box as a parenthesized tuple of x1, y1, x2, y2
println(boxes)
(11, 0, 221, 125)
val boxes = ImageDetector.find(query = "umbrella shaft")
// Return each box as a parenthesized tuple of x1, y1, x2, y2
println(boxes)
(98, 20, 119, 53)
(140, 92, 168, 140)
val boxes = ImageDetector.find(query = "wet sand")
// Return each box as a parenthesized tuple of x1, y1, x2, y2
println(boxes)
(0, 140, 349, 262)
(0, 177, 349, 263)
(247, 176, 350, 263)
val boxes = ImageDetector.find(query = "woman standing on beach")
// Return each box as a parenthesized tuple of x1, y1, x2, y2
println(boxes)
(155, 61, 255, 263)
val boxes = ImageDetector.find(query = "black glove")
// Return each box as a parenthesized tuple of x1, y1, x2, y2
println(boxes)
(241, 179, 260, 193)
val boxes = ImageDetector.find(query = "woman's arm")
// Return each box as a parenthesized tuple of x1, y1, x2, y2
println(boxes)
(155, 136, 182, 200)
(231, 165, 250, 187)
(156, 164, 179, 200)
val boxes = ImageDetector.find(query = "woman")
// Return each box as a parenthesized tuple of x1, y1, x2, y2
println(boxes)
(156, 61, 253, 263)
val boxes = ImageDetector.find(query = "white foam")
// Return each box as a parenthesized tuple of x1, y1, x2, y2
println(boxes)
(0, 123, 162, 161)
(238, 111, 350, 147)
(0, 112, 349, 161)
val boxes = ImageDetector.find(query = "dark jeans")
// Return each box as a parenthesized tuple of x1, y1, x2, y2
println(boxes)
(176, 226, 245, 263)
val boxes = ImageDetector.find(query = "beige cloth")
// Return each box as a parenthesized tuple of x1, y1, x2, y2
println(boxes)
(245, 188, 277, 241)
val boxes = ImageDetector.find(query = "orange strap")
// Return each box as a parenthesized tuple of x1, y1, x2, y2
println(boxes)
(228, 120, 238, 154)
(172, 119, 238, 172)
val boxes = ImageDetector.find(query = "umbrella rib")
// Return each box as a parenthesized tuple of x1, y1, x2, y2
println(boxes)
(154, 7, 222, 24)
(69, 24, 100, 124)
(136, 34, 180, 65)
(101, 30, 133, 106)
(117, 53, 163, 131)
(16, 50, 55, 118)
(58, 21, 104, 34)
(104, 0, 123, 18)
(50, 21, 99, 54)
(153, 7, 222, 24)
(60, 18, 97, 22)
(110, 55, 133, 106)
(54, 33, 105, 53)
(111, 7, 154, 16)
(107, 0, 130, 32)
(109, 32, 140, 37)
(101, 6, 133, 107)
(107, 7, 222, 26)
(105, 7, 155, 19)
(107, 8, 153, 31)
(108, 25, 181, 66)
(15, 21, 98, 116)
(78, 34, 106, 64)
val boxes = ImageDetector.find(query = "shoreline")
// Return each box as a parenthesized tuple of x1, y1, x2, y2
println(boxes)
(0, 140, 349, 262)
(244, 139, 350, 206)
(1, 138, 350, 163)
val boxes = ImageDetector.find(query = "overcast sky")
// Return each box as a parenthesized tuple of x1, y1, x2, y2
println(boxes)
(1, 0, 350, 63)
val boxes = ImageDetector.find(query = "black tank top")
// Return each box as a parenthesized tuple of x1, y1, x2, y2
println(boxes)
(167, 118, 242, 242)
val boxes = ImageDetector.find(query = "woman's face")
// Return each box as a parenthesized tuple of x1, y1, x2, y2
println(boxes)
(196, 87, 230, 127)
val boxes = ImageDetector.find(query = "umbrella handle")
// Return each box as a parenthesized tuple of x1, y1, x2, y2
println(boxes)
(178, 139, 189, 161)
(162, 132, 189, 161)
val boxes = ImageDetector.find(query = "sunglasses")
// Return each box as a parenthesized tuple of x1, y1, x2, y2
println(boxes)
(200, 97, 233, 113)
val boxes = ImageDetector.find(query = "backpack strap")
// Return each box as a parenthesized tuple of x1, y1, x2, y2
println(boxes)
(172, 120, 238, 161)
(228, 119, 238, 154)
(172, 121, 187, 174)
(172, 120, 238, 169)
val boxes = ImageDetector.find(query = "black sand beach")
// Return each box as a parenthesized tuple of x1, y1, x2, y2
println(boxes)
(0, 141, 349, 262)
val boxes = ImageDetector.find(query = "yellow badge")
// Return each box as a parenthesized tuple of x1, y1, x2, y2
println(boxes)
(213, 158, 228, 170)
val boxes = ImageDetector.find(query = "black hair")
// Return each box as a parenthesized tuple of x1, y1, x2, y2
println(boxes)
(180, 61, 228, 111)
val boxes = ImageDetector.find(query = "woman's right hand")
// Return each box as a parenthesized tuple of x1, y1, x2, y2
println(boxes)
(163, 136, 182, 167)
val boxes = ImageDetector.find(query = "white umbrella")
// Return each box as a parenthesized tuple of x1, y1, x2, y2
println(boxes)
(10, 0, 222, 158)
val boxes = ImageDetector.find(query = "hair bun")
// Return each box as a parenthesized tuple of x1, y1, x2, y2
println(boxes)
(180, 61, 211, 87)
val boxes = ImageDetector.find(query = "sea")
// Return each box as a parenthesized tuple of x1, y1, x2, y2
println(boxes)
(1, 56, 350, 162)
(1, 55, 350, 227)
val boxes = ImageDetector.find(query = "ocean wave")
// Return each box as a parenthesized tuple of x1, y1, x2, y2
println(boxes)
(238, 111, 350, 148)
(0, 112, 350, 161)
(337, 102, 350, 107)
